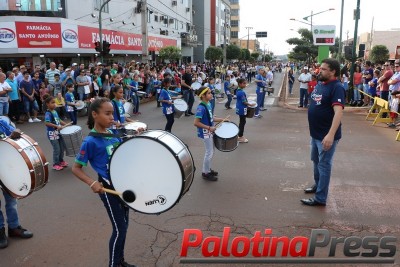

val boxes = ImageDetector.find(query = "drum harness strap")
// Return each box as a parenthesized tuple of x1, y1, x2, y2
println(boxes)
(111, 99, 121, 123)
(199, 103, 212, 128)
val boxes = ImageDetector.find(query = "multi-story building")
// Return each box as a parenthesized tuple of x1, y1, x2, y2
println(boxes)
(229, 0, 239, 46)
(359, 30, 400, 60)
(238, 39, 259, 54)
(192, 0, 230, 63)
(0, 0, 193, 70)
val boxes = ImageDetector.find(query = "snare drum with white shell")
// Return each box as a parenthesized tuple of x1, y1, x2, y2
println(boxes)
(191, 82, 202, 90)
(213, 122, 239, 152)
(124, 121, 147, 135)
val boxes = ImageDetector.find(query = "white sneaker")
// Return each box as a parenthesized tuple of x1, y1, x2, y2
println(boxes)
(33, 118, 41, 122)
(28, 118, 33, 123)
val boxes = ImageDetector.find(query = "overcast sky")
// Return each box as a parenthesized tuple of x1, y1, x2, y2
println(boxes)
(239, 0, 399, 55)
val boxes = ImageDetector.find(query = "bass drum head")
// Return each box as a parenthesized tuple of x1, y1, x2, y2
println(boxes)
(0, 141, 31, 198)
(110, 133, 185, 214)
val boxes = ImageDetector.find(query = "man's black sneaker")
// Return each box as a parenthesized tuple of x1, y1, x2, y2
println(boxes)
(120, 259, 137, 267)
(202, 173, 218, 181)
(0, 227, 8, 249)
(8, 225, 33, 239)
(210, 169, 219, 176)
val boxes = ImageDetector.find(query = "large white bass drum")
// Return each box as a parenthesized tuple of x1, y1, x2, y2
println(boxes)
(109, 130, 195, 214)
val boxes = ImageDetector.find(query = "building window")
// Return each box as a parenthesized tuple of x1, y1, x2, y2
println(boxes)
(230, 9, 239, 16)
(94, 0, 109, 13)
(229, 0, 239, 4)
(231, 31, 238, 38)
(1, 0, 61, 11)
(230, 20, 239, 27)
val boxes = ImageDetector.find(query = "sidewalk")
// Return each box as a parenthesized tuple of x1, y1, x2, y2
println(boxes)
(282, 70, 371, 113)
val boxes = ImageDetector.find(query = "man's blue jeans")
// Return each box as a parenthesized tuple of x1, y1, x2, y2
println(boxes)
(183, 90, 194, 114)
(0, 191, 20, 229)
(300, 88, 308, 107)
(310, 138, 339, 204)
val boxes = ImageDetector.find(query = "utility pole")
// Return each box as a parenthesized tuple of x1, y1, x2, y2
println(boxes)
(338, 0, 344, 61)
(99, 0, 111, 63)
(141, 0, 148, 64)
(223, 9, 229, 65)
(245, 26, 253, 50)
(349, 0, 360, 90)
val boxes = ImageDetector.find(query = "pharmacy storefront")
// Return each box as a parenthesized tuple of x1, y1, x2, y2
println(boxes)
(0, 16, 179, 71)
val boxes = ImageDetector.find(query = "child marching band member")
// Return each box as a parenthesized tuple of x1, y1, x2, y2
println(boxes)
(194, 86, 226, 181)
(109, 85, 134, 130)
(158, 78, 175, 132)
(204, 77, 216, 114)
(72, 98, 136, 267)
(65, 84, 78, 125)
(236, 78, 255, 143)
(224, 75, 233, 109)
(129, 73, 141, 115)
(43, 95, 69, 171)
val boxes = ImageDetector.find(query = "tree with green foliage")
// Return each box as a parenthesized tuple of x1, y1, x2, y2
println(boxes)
(263, 54, 272, 62)
(226, 44, 241, 61)
(239, 48, 250, 61)
(369, 45, 389, 64)
(250, 52, 260, 61)
(158, 46, 181, 62)
(286, 28, 318, 63)
(205, 46, 223, 62)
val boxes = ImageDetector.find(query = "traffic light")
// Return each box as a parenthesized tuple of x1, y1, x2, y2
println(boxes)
(358, 44, 365, 58)
(102, 41, 111, 56)
(344, 46, 353, 60)
(94, 41, 101, 52)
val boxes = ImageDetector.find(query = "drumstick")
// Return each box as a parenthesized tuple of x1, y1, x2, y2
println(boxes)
(215, 115, 230, 128)
(102, 188, 136, 203)
(61, 122, 73, 128)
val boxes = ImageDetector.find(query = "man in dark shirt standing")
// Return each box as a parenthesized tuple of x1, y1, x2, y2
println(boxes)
(301, 58, 345, 206)
(181, 66, 195, 116)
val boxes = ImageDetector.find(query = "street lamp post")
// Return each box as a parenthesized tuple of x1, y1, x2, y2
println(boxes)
(223, 9, 230, 66)
(245, 26, 253, 50)
(302, 8, 335, 31)
(99, 0, 111, 63)
(337, 0, 344, 61)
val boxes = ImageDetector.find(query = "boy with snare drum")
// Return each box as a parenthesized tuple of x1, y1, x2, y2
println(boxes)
(236, 78, 256, 143)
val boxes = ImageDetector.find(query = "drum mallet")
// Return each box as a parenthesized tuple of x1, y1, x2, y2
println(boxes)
(215, 115, 230, 128)
(102, 188, 136, 203)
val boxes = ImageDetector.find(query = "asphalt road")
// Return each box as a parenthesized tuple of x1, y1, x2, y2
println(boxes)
(1, 71, 400, 267)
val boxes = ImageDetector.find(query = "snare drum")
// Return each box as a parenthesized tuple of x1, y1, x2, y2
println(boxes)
(213, 122, 239, 152)
(124, 121, 147, 135)
(246, 100, 257, 118)
(0, 134, 49, 199)
(109, 130, 195, 214)
(60, 125, 83, 157)
(76, 100, 87, 117)
(173, 99, 188, 118)
(191, 82, 202, 90)
(123, 102, 135, 118)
